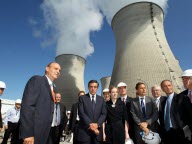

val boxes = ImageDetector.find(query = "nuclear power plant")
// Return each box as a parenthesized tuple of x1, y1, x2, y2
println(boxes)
(110, 2, 183, 97)
(54, 54, 86, 109)
(100, 76, 111, 96)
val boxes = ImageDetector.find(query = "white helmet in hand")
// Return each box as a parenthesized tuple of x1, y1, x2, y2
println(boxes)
(141, 131, 161, 144)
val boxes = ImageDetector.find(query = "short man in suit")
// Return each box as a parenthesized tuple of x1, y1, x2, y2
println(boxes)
(151, 85, 167, 139)
(0, 81, 6, 131)
(78, 80, 107, 144)
(160, 80, 192, 143)
(117, 82, 135, 142)
(20, 62, 61, 144)
(51, 92, 68, 144)
(69, 90, 85, 144)
(130, 82, 158, 144)
(180, 69, 192, 102)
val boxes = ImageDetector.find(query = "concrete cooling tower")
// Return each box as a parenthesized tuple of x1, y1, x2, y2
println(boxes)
(55, 54, 85, 109)
(100, 76, 111, 96)
(110, 2, 183, 97)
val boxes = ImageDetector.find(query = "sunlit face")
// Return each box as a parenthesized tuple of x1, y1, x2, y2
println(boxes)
(78, 92, 85, 97)
(118, 86, 127, 96)
(0, 88, 5, 96)
(46, 63, 61, 81)
(103, 92, 110, 101)
(110, 88, 118, 100)
(151, 87, 161, 98)
(55, 93, 61, 102)
(15, 103, 21, 109)
(88, 82, 98, 95)
(187, 79, 192, 90)
(161, 81, 174, 95)
(136, 84, 146, 97)
(182, 76, 191, 89)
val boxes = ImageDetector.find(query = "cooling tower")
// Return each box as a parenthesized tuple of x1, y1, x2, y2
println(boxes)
(110, 2, 183, 97)
(55, 54, 86, 109)
(100, 76, 111, 96)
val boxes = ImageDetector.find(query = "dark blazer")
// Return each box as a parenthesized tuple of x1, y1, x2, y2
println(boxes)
(0, 99, 2, 128)
(158, 96, 167, 127)
(68, 102, 78, 132)
(180, 89, 189, 96)
(159, 93, 192, 131)
(130, 96, 158, 144)
(78, 93, 107, 142)
(59, 102, 68, 136)
(20, 75, 55, 144)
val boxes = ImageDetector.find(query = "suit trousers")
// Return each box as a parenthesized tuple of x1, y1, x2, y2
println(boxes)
(47, 126, 60, 144)
(79, 137, 102, 144)
(73, 120, 79, 144)
(1, 122, 19, 144)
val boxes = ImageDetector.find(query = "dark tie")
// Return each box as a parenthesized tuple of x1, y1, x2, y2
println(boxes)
(92, 95, 95, 112)
(165, 97, 171, 131)
(50, 84, 56, 103)
(140, 98, 146, 118)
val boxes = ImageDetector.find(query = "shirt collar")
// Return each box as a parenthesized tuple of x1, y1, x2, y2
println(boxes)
(121, 95, 127, 100)
(138, 96, 145, 99)
(45, 75, 53, 86)
(89, 93, 96, 97)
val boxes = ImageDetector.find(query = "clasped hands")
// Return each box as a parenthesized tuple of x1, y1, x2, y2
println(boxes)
(88, 123, 99, 135)
(139, 122, 150, 135)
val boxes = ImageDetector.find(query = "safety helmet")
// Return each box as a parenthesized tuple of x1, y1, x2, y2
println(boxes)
(182, 69, 192, 77)
(15, 99, 22, 104)
(141, 131, 161, 144)
(117, 82, 127, 88)
(103, 88, 109, 93)
(0, 81, 6, 89)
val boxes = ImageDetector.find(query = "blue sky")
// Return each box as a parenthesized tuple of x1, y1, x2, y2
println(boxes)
(0, 0, 191, 100)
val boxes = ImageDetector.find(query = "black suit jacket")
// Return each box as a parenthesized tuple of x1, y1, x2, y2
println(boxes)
(20, 75, 55, 144)
(0, 99, 2, 128)
(159, 93, 192, 131)
(180, 89, 189, 96)
(158, 96, 167, 127)
(68, 102, 78, 132)
(59, 102, 67, 136)
(78, 93, 107, 142)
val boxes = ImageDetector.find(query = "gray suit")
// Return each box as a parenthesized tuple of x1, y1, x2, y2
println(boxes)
(130, 96, 158, 144)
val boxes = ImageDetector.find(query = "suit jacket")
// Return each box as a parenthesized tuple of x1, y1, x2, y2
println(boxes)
(159, 93, 192, 131)
(20, 75, 55, 144)
(157, 96, 167, 127)
(78, 93, 107, 142)
(59, 102, 68, 136)
(68, 102, 78, 132)
(180, 89, 189, 96)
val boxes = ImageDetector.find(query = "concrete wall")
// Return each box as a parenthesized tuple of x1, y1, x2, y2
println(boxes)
(110, 2, 183, 97)
(100, 76, 111, 96)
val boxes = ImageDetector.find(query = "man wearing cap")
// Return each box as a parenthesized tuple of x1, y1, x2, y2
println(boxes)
(2, 99, 21, 144)
(20, 62, 61, 144)
(180, 69, 192, 101)
(102, 88, 110, 102)
(0, 81, 6, 131)
(117, 82, 135, 143)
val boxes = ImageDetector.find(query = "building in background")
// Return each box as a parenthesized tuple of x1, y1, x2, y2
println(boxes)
(110, 2, 183, 97)
(100, 76, 111, 96)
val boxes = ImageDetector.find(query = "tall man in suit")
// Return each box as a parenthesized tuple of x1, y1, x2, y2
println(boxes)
(51, 92, 68, 144)
(0, 81, 6, 131)
(78, 80, 107, 144)
(160, 80, 192, 143)
(180, 69, 192, 102)
(69, 90, 85, 144)
(20, 62, 61, 144)
(130, 82, 158, 144)
(117, 82, 135, 142)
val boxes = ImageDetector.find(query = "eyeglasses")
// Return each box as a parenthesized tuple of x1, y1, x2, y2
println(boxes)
(0, 88, 5, 91)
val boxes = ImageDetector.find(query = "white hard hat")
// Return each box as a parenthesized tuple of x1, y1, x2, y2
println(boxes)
(103, 88, 109, 93)
(125, 138, 134, 144)
(0, 81, 6, 89)
(15, 99, 22, 104)
(141, 131, 161, 144)
(67, 111, 71, 114)
(182, 69, 192, 77)
(117, 82, 127, 88)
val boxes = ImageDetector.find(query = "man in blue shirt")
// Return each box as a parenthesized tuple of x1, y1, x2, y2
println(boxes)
(2, 99, 21, 144)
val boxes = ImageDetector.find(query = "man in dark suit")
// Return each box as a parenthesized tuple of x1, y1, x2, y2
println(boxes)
(78, 80, 107, 144)
(117, 82, 135, 142)
(20, 62, 61, 144)
(151, 85, 167, 140)
(51, 92, 68, 144)
(68, 90, 85, 144)
(0, 81, 6, 131)
(130, 82, 158, 144)
(180, 69, 192, 102)
(160, 80, 192, 144)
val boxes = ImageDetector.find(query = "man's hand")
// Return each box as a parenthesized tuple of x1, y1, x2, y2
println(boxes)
(143, 127, 150, 135)
(89, 123, 98, 131)
(23, 137, 34, 144)
(4, 125, 8, 129)
(93, 129, 100, 135)
(139, 122, 148, 129)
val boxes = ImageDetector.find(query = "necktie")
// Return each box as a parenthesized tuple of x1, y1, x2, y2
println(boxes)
(123, 98, 126, 104)
(50, 84, 56, 103)
(188, 91, 192, 103)
(92, 95, 95, 112)
(165, 97, 171, 131)
(140, 98, 146, 118)
(155, 98, 159, 111)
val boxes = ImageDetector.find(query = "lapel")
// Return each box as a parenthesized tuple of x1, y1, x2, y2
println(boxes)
(145, 96, 150, 115)
(94, 95, 100, 114)
(135, 96, 142, 113)
(85, 93, 94, 117)
(43, 76, 53, 101)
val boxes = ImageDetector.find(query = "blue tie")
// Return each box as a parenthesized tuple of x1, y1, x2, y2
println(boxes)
(92, 95, 95, 112)
(165, 98, 171, 130)
(140, 98, 146, 118)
